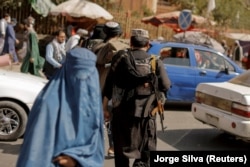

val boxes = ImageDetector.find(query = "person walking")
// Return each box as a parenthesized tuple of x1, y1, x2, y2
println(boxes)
(43, 30, 66, 80)
(95, 21, 129, 157)
(1, 18, 20, 64)
(20, 16, 44, 77)
(102, 29, 171, 167)
(232, 40, 243, 67)
(221, 39, 229, 57)
(0, 13, 11, 53)
(94, 21, 129, 91)
(16, 47, 104, 167)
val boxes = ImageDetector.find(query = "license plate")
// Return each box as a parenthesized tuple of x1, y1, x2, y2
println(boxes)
(206, 113, 219, 126)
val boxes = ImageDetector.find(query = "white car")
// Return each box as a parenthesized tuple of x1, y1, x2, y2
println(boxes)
(0, 69, 47, 141)
(192, 70, 250, 141)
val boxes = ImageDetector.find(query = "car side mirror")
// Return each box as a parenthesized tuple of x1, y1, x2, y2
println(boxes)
(224, 66, 229, 74)
(220, 66, 229, 74)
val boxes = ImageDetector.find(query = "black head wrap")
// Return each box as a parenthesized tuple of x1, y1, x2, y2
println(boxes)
(91, 24, 106, 40)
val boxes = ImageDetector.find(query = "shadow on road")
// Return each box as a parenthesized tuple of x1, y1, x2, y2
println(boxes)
(0, 142, 21, 155)
(157, 128, 250, 151)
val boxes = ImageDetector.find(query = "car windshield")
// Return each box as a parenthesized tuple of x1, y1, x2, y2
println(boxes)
(229, 70, 250, 87)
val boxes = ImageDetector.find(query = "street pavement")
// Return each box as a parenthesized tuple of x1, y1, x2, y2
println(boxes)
(1, 108, 250, 167)
(0, 112, 175, 167)
(0, 64, 174, 167)
(1, 65, 250, 167)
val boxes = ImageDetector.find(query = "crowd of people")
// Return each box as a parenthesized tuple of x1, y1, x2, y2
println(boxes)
(0, 13, 172, 167)
(1, 12, 249, 167)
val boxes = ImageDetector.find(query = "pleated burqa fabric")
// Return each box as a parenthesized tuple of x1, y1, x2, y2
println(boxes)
(16, 47, 104, 167)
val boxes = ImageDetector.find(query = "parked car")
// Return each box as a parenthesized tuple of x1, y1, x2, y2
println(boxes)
(147, 41, 244, 102)
(0, 69, 47, 141)
(192, 70, 250, 141)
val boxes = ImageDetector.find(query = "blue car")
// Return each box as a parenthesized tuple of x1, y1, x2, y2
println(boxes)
(148, 41, 244, 102)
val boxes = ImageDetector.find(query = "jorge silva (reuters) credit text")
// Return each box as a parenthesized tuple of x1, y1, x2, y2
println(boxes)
(153, 154, 247, 165)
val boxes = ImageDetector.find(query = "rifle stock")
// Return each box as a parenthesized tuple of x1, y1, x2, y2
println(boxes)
(150, 56, 166, 132)
(157, 100, 165, 132)
(151, 98, 166, 132)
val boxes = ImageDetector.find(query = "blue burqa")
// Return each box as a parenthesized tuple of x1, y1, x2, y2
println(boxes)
(16, 48, 104, 167)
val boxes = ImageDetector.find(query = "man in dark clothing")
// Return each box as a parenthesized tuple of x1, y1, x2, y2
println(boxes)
(93, 21, 129, 157)
(102, 29, 171, 167)
(93, 21, 128, 92)
(81, 24, 106, 49)
(232, 40, 243, 67)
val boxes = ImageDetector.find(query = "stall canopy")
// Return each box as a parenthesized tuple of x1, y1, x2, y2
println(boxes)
(223, 32, 250, 54)
(223, 33, 250, 41)
(50, 0, 113, 30)
(50, 0, 113, 19)
(141, 11, 215, 33)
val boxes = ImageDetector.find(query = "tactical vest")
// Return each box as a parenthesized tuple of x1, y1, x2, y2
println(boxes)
(125, 51, 156, 96)
(133, 53, 156, 96)
(111, 50, 157, 108)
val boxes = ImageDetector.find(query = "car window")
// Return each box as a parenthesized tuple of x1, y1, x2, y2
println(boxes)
(195, 49, 235, 71)
(223, 59, 235, 72)
(160, 47, 190, 66)
(229, 70, 250, 87)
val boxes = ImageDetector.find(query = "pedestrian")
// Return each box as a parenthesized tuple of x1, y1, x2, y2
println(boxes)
(102, 29, 171, 167)
(16, 47, 105, 167)
(94, 21, 129, 157)
(20, 16, 45, 77)
(227, 45, 233, 59)
(43, 30, 66, 80)
(232, 40, 243, 67)
(66, 22, 77, 39)
(0, 13, 11, 53)
(1, 18, 20, 64)
(94, 21, 129, 91)
(221, 39, 229, 57)
(81, 24, 106, 49)
(65, 28, 88, 52)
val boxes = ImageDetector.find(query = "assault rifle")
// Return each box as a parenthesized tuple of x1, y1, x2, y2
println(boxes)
(150, 55, 167, 132)
(151, 92, 166, 132)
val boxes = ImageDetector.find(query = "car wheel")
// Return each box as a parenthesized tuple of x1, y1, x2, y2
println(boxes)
(0, 101, 27, 141)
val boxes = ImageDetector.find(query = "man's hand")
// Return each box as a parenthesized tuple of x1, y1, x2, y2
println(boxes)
(104, 109, 110, 122)
(103, 96, 110, 122)
(53, 155, 77, 167)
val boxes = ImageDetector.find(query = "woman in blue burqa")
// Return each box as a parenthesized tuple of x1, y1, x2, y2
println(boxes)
(16, 47, 104, 167)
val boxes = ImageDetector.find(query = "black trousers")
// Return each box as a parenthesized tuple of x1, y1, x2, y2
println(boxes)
(111, 109, 156, 167)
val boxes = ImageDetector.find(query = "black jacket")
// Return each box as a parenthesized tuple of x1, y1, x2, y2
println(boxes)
(103, 49, 171, 117)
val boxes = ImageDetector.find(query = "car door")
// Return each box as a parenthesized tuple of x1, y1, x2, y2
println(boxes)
(159, 46, 197, 101)
(193, 49, 242, 88)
